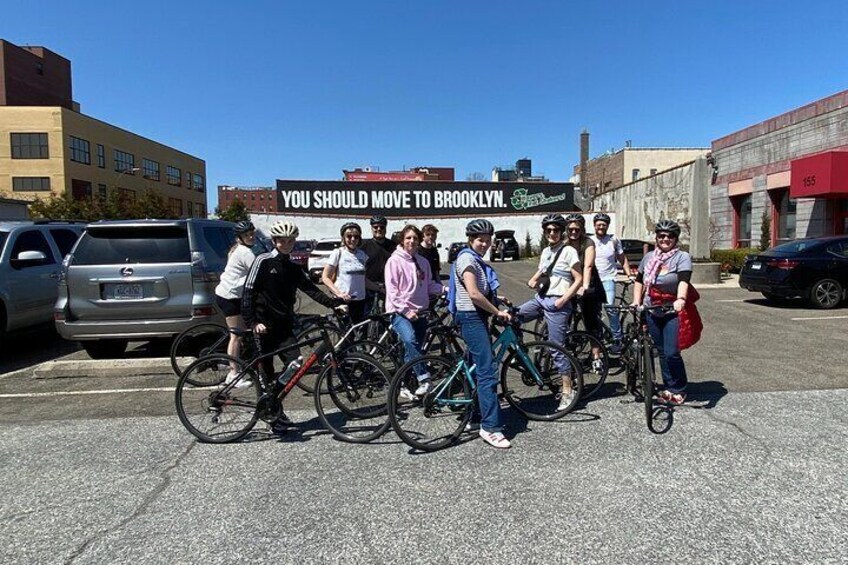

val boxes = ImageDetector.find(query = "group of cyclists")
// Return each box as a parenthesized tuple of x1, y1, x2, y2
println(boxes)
(213, 211, 694, 448)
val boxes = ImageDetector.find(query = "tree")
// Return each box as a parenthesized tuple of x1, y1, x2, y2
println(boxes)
(524, 230, 533, 258)
(215, 199, 250, 222)
(759, 210, 771, 251)
(29, 189, 178, 221)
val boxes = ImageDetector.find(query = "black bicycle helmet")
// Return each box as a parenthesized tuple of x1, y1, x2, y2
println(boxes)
(370, 215, 387, 226)
(593, 213, 611, 225)
(234, 220, 255, 234)
(564, 213, 585, 225)
(541, 213, 567, 230)
(465, 218, 495, 236)
(654, 219, 681, 237)
(339, 222, 362, 236)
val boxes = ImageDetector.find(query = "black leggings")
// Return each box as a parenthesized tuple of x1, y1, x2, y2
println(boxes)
(254, 330, 297, 381)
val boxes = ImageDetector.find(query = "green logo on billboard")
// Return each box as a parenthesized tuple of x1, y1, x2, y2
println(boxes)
(510, 188, 568, 211)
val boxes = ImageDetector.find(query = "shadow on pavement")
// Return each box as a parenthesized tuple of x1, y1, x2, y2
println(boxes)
(0, 323, 80, 375)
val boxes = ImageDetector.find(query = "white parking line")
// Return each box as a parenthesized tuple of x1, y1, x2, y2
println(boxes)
(790, 316, 848, 321)
(0, 386, 174, 399)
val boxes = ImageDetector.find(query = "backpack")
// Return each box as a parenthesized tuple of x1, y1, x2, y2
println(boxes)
(447, 248, 501, 316)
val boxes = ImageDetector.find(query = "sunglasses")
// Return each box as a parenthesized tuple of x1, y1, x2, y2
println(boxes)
(371, 225, 386, 231)
(566, 228, 582, 233)
(545, 228, 562, 234)
(344, 234, 361, 239)
(656, 233, 677, 241)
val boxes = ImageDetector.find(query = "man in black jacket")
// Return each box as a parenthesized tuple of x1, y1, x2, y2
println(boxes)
(360, 215, 395, 313)
(242, 221, 340, 430)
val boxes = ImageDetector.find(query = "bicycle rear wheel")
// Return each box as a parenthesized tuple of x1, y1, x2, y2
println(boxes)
(642, 343, 656, 429)
(174, 354, 260, 443)
(341, 339, 401, 377)
(562, 331, 609, 400)
(170, 323, 229, 378)
(388, 355, 472, 452)
(500, 341, 583, 421)
(314, 352, 393, 443)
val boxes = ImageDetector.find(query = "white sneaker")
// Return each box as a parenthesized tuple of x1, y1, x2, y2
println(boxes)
(415, 380, 432, 396)
(591, 358, 605, 374)
(557, 389, 576, 411)
(479, 429, 511, 449)
(225, 371, 251, 389)
(399, 387, 416, 402)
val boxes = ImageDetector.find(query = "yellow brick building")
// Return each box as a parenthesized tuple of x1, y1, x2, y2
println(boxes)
(0, 106, 207, 217)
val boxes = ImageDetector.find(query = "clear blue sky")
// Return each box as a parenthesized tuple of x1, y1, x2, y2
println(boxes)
(4, 0, 848, 210)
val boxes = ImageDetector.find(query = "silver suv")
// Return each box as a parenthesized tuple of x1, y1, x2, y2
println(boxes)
(54, 219, 251, 359)
(0, 221, 85, 347)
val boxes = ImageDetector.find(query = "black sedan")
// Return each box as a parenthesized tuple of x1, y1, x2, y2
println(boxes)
(448, 242, 467, 263)
(739, 236, 848, 309)
(491, 230, 520, 261)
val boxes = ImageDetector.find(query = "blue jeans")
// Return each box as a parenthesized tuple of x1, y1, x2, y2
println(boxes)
(518, 295, 573, 375)
(646, 312, 688, 393)
(454, 311, 502, 433)
(391, 314, 429, 381)
(601, 279, 623, 342)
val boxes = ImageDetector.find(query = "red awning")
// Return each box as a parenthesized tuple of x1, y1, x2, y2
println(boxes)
(790, 151, 848, 198)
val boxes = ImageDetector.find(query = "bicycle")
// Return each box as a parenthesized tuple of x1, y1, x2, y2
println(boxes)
(387, 308, 583, 452)
(620, 304, 675, 433)
(174, 314, 392, 444)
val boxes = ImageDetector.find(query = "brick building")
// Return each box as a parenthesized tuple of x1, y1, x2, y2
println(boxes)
(0, 40, 74, 110)
(710, 89, 848, 248)
(217, 185, 278, 213)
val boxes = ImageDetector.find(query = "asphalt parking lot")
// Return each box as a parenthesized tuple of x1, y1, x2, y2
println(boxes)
(1, 259, 846, 564)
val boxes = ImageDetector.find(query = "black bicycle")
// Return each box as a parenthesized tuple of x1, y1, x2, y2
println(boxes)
(174, 315, 392, 444)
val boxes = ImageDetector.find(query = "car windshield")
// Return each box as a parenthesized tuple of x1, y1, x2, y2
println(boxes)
(769, 240, 821, 254)
(73, 226, 191, 264)
(0, 231, 8, 255)
(294, 240, 313, 252)
(315, 241, 338, 251)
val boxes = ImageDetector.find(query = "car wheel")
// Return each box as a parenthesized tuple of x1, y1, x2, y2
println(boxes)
(82, 339, 129, 359)
(809, 278, 843, 309)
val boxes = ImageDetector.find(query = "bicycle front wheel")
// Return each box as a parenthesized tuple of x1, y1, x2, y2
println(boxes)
(170, 323, 229, 378)
(314, 352, 392, 443)
(501, 341, 583, 421)
(388, 355, 472, 452)
(562, 331, 609, 400)
(174, 354, 261, 443)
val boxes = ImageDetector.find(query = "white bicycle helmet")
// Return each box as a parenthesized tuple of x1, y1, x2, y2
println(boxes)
(269, 221, 299, 239)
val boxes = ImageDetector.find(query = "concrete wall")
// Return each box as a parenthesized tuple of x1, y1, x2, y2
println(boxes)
(623, 149, 708, 183)
(590, 158, 712, 258)
(248, 212, 618, 264)
(711, 91, 848, 247)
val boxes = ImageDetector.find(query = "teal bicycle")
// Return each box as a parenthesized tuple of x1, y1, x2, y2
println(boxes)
(387, 311, 584, 452)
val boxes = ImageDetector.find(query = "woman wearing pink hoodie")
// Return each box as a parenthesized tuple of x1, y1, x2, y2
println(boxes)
(385, 224, 446, 396)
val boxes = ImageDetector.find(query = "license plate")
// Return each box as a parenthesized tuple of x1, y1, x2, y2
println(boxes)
(113, 283, 143, 300)
(751, 262, 762, 270)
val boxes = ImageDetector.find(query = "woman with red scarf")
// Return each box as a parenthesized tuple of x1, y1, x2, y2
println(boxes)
(631, 219, 692, 405)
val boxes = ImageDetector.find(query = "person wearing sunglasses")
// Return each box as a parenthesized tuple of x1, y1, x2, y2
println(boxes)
(631, 219, 692, 406)
(322, 222, 368, 323)
(564, 213, 606, 373)
(361, 215, 395, 313)
(518, 214, 583, 410)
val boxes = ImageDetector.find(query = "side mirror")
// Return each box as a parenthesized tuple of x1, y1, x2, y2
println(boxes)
(16, 250, 48, 261)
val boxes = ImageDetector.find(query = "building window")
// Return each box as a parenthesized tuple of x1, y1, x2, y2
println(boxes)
(97, 184, 107, 199)
(69, 136, 91, 164)
(11, 133, 49, 159)
(193, 173, 204, 192)
(185, 171, 192, 189)
(142, 158, 160, 181)
(196, 202, 205, 217)
(772, 189, 796, 243)
(733, 194, 753, 248)
(168, 198, 183, 217)
(166, 166, 182, 186)
(114, 149, 135, 172)
(97, 144, 106, 168)
(631, 169, 640, 182)
(119, 188, 136, 202)
(12, 177, 51, 191)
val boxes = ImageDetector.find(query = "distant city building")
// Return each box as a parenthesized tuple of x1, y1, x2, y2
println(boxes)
(0, 39, 207, 217)
(217, 185, 278, 214)
(343, 166, 454, 182)
(573, 141, 708, 196)
(492, 158, 548, 182)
